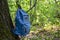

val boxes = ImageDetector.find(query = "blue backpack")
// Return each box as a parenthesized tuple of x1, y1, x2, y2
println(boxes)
(12, 8, 30, 36)
(11, 0, 37, 36)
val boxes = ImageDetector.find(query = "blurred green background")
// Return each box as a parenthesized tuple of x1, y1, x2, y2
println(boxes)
(8, 0, 60, 40)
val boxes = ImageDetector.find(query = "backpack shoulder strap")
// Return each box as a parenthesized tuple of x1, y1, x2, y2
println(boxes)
(16, 0, 22, 9)
(16, 0, 37, 12)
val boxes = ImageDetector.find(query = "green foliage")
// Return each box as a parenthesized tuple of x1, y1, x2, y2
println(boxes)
(8, 0, 60, 40)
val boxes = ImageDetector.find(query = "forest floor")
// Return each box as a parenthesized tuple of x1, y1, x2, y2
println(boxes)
(25, 26, 60, 40)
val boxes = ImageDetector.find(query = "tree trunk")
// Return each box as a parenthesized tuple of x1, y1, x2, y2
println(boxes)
(0, 0, 17, 40)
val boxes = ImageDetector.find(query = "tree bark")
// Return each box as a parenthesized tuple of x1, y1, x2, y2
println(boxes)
(0, 0, 17, 40)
